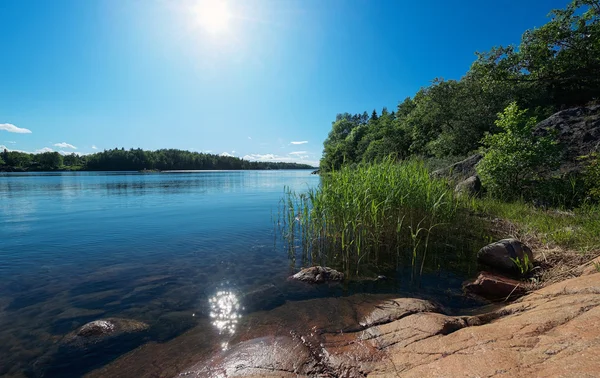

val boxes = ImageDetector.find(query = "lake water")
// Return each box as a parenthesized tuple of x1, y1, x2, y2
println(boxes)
(0, 171, 483, 377)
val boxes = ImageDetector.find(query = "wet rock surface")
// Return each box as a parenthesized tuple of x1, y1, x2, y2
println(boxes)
(290, 266, 344, 283)
(477, 238, 534, 275)
(463, 271, 529, 301)
(88, 265, 600, 378)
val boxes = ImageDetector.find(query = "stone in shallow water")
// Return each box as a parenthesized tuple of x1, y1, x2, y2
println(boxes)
(77, 320, 116, 337)
(463, 271, 528, 301)
(289, 266, 344, 283)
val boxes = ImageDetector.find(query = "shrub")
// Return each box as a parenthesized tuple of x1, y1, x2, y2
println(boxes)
(477, 102, 560, 199)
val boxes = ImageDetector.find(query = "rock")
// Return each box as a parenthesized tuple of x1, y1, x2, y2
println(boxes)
(77, 320, 115, 337)
(431, 154, 482, 182)
(174, 273, 600, 378)
(581, 256, 600, 276)
(463, 271, 528, 301)
(241, 283, 286, 313)
(533, 105, 600, 175)
(359, 298, 443, 328)
(290, 266, 344, 283)
(454, 175, 482, 197)
(477, 238, 534, 276)
(64, 317, 149, 348)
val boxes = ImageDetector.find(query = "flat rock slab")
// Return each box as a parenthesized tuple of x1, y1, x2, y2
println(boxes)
(176, 274, 600, 378)
(464, 271, 529, 301)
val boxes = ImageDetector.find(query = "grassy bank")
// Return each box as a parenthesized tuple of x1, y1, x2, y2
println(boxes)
(281, 160, 600, 280)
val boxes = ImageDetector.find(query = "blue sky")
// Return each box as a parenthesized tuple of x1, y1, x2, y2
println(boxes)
(0, 0, 570, 166)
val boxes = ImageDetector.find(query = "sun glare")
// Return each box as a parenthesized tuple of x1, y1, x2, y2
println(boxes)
(194, 0, 232, 34)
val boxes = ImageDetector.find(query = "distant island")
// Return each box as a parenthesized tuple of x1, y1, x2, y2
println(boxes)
(0, 148, 316, 172)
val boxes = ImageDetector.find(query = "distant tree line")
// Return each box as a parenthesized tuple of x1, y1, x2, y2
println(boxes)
(0, 148, 315, 171)
(321, 0, 600, 170)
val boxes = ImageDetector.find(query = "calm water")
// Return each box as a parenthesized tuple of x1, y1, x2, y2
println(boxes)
(0, 170, 482, 377)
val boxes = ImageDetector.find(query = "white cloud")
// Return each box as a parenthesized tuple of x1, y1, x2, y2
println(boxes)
(54, 142, 77, 149)
(290, 141, 308, 145)
(220, 152, 234, 157)
(35, 147, 54, 153)
(289, 151, 308, 155)
(5, 141, 16, 144)
(0, 123, 32, 134)
(91, 145, 98, 150)
(59, 150, 88, 156)
(243, 153, 318, 167)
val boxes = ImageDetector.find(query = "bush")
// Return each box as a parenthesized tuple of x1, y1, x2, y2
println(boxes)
(477, 102, 560, 199)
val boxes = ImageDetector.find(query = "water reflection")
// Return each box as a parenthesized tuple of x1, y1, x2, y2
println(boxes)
(209, 290, 241, 349)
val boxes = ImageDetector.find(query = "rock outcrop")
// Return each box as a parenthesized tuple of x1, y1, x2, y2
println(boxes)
(431, 154, 482, 183)
(534, 104, 600, 174)
(477, 238, 534, 276)
(178, 272, 600, 378)
(290, 266, 344, 283)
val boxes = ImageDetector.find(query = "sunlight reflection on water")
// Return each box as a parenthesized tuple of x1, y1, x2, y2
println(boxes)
(209, 290, 241, 350)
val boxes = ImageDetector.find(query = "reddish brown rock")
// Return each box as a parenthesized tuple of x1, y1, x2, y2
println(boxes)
(463, 271, 529, 301)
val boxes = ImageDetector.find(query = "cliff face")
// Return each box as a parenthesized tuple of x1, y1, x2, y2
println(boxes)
(534, 104, 600, 174)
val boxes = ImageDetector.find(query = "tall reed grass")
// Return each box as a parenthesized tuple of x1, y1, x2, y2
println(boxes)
(280, 159, 481, 279)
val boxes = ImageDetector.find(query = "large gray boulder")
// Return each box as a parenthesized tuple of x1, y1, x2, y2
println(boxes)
(432, 154, 482, 183)
(477, 239, 534, 276)
(455, 175, 482, 197)
(533, 105, 600, 174)
(290, 266, 344, 283)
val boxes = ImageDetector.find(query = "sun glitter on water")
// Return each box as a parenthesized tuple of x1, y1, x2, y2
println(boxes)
(193, 0, 232, 34)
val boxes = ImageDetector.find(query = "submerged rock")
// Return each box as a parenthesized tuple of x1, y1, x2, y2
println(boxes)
(463, 271, 528, 301)
(290, 266, 344, 283)
(477, 238, 534, 276)
(63, 317, 149, 349)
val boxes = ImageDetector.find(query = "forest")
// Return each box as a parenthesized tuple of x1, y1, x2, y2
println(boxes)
(321, 0, 599, 170)
(0, 148, 315, 171)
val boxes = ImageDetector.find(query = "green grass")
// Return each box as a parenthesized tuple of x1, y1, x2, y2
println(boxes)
(470, 198, 600, 253)
(280, 159, 485, 278)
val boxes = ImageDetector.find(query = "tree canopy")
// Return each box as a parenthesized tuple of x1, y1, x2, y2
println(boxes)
(321, 0, 599, 170)
(0, 148, 315, 171)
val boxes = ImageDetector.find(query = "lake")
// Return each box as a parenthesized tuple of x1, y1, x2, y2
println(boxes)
(0, 170, 482, 377)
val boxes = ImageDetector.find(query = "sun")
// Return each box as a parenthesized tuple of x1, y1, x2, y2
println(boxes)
(193, 0, 232, 34)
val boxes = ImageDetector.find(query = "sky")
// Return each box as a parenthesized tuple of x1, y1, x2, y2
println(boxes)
(0, 0, 570, 166)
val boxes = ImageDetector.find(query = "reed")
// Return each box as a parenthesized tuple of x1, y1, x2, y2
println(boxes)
(280, 159, 478, 278)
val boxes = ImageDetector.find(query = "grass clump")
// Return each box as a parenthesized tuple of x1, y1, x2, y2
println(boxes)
(280, 159, 482, 278)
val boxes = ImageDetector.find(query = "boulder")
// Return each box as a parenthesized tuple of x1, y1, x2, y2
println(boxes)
(290, 266, 344, 283)
(463, 271, 528, 301)
(431, 154, 482, 182)
(533, 105, 600, 175)
(64, 317, 149, 348)
(477, 238, 534, 276)
(454, 175, 482, 197)
(77, 320, 115, 337)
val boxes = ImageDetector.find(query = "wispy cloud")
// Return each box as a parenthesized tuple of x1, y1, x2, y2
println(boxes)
(243, 153, 318, 167)
(5, 141, 16, 144)
(220, 152, 234, 157)
(54, 142, 77, 149)
(248, 136, 252, 140)
(290, 141, 308, 145)
(0, 123, 32, 134)
(289, 151, 308, 155)
(91, 145, 98, 150)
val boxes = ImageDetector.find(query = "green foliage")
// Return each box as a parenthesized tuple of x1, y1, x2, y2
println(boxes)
(510, 254, 533, 276)
(321, 0, 599, 172)
(582, 153, 600, 201)
(281, 159, 482, 277)
(477, 102, 560, 199)
(472, 198, 600, 252)
(0, 148, 315, 172)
